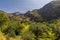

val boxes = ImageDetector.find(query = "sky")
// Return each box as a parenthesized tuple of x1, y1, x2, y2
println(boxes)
(0, 0, 53, 13)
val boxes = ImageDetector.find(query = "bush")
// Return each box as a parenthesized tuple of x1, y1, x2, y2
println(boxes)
(21, 31, 35, 40)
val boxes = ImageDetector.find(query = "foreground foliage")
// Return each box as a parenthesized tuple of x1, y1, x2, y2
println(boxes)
(0, 11, 60, 40)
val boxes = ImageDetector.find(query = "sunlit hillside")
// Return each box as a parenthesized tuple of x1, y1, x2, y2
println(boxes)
(1, 0, 60, 40)
(0, 9, 60, 40)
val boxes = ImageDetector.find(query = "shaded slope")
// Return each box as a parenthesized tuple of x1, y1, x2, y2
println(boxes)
(39, 1, 60, 21)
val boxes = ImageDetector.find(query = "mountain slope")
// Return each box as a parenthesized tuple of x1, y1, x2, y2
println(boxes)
(1, 1, 60, 22)
(25, 9, 43, 22)
(38, 1, 60, 21)
(25, 1, 60, 21)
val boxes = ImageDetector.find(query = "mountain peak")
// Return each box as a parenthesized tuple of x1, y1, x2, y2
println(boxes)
(50, 0, 60, 8)
(53, 0, 60, 1)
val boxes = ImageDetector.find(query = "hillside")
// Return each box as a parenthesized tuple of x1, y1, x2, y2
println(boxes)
(38, 1, 60, 21)
(1, 1, 60, 22)
(1, 0, 60, 40)
(25, 1, 60, 21)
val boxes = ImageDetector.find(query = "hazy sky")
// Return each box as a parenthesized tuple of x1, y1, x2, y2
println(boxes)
(0, 0, 52, 13)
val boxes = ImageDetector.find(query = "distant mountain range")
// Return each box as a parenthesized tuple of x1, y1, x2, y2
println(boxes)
(1, 1, 60, 22)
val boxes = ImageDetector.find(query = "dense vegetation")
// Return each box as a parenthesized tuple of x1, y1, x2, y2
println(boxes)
(0, 11, 60, 40)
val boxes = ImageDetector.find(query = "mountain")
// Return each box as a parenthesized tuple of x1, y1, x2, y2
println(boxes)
(25, 1, 60, 21)
(1, 1, 60, 22)
(38, 1, 60, 21)
(25, 9, 43, 22)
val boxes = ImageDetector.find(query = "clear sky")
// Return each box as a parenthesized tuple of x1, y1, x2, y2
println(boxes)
(0, 0, 52, 13)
